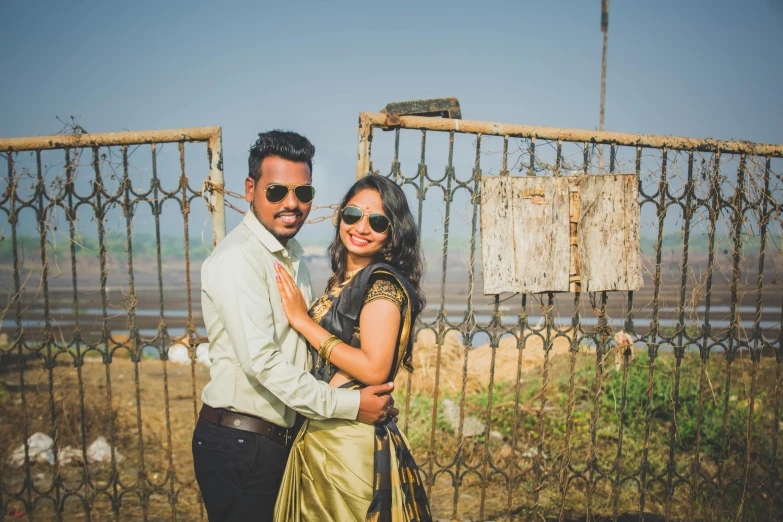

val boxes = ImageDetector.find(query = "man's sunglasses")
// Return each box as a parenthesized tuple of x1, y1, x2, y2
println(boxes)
(264, 184, 316, 204)
(340, 205, 391, 234)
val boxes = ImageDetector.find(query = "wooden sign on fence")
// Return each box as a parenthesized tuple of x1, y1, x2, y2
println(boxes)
(480, 174, 642, 295)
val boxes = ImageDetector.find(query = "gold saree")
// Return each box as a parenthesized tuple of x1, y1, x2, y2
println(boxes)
(273, 265, 431, 522)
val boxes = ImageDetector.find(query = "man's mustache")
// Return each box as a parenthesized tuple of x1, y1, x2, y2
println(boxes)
(274, 209, 303, 218)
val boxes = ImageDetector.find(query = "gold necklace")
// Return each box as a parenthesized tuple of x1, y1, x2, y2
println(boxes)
(344, 266, 367, 280)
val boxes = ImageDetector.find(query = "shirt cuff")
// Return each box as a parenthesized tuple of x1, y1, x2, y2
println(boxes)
(332, 388, 361, 420)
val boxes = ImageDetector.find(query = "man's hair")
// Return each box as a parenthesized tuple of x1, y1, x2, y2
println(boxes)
(248, 130, 315, 182)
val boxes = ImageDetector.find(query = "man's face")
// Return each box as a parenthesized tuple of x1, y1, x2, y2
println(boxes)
(244, 156, 312, 244)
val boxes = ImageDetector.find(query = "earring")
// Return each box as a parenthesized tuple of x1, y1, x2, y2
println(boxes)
(382, 245, 393, 261)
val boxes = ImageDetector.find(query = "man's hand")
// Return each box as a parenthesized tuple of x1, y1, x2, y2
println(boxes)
(357, 382, 394, 424)
(388, 395, 399, 424)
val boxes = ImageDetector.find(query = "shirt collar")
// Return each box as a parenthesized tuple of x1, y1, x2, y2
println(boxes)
(242, 211, 304, 258)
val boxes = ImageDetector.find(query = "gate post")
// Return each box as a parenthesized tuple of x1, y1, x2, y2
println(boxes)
(356, 113, 372, 180)
(208, 128, 226, 245)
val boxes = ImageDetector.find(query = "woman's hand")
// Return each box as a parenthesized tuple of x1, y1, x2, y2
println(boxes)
(273, 261, 311, 331)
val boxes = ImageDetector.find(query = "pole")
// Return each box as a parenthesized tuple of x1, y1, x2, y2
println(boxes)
(599, 0, 609, 173)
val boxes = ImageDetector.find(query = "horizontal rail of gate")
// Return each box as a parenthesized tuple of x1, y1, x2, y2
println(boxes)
(357, 111, 783, 521)
(0, 127, 224, 521)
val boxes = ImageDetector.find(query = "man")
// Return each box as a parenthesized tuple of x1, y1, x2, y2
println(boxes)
(192, 130, 395, 521)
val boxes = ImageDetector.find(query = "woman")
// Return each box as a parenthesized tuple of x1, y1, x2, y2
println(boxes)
(272, 175, 432, 521)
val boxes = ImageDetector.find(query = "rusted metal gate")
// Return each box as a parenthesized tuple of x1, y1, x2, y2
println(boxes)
(2, 113, 782, 522)
(0, 127, 224, 520)
(357, 109, 783, 521)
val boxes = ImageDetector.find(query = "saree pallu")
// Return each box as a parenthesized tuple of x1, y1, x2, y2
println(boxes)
(274, 417, 428, 522)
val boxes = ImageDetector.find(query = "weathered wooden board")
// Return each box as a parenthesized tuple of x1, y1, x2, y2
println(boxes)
(480, 176, 516, 294)
(512, 176, 570, 293)
(480, 176, 570, 294)
(578, 174, 643, 291)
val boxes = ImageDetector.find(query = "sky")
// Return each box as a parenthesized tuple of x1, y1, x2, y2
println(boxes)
(1, 0, 782, 245)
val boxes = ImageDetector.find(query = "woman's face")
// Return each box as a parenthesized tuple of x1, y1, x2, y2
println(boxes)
(339, 189, 390, 261)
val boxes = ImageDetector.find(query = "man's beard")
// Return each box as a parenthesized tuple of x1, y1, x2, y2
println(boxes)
(250, 203, 303, 242)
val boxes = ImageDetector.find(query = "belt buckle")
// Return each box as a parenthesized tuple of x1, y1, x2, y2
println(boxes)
(284, 429, 291, 447)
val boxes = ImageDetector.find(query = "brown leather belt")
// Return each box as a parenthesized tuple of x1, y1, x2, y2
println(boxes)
(199, 404, 293, 447)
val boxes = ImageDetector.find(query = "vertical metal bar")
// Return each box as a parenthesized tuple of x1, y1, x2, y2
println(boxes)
(728, 155, 746, 361)
(742, 155, 769, 520)
(558, 291, 581, 522)
(716, 361, 734, 519)
(162, 357, 176, 520)
(470, 136, 495, 520)
(701, 151, 721, 352)
(742, 359, 760, 520)
(610, 145, 637, 516)
(752, 157, 770, 356)
(528, 137, 536, 176)
(730, 155, 749, 519)
(714, 154, 747, 519)
(609, 143, 617, 174)
(390, 128, 401, 180)
(583, 142, 589, 174)
(532, 293, 554, 520)
(207, 128, 225, 246)
(508, 294, 528, 518)
(65, 148, 92, 520)
(675, 151, 695, 347)
(7, 153, 34, 519)
(625, 145, 641, 338)
(403, 129, 427, 438)
(151, 144, 167, 336)
(122, 146, 147, 519)
(36, 149, 63, 520)
(611, 349, 631, 521)
(752, 157, 780, 521)
(92, 146, 121, 519)
(664, 356, 685, 522)
(432, 132, 457, 517)
(650, 148, 669, 346)
(356, 113, 372, 180)
(664, 151, 695, 519)
(501, 135, 508, 176)
(427, 128, 454, 502)
(586, 291, 608, 519)
(639, 147, 668, 516)
(180, 142, 199, 430)
(692, 152, 721, 516)
(149, 143, 177, 518)
(599, 0, 610, 174)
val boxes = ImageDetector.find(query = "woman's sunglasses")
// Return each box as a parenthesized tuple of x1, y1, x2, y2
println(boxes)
(341, 205, 391, 234)
(264, 184, 316, 204)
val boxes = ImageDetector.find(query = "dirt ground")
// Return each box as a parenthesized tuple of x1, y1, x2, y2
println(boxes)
(0, 331, 573, 521)
(3, 330, 775, 521)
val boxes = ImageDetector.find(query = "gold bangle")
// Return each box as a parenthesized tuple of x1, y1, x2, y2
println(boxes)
(318, 334, 338, 360)
(323, 338, 340, 362)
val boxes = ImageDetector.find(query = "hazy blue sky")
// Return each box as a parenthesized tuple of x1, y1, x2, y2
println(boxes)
(2, 0, 782, 243)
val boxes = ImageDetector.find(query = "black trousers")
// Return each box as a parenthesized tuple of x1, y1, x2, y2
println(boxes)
(192, 417, 290, 522)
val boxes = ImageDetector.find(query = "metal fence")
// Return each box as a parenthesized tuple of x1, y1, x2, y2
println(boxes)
(0, 127, 224, 521)
(2, 115, 782, 522)
(357, 112, 783, 521)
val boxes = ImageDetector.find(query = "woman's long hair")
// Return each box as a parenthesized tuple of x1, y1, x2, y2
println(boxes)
(327, 174, 426, 321)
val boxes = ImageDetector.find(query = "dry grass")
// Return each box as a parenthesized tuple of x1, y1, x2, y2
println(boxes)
(3, 334, 778, 521)
(401, 329, 572, 395)
(0, 356, 210, 521)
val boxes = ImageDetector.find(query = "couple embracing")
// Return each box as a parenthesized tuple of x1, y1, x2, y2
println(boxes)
(192, 130, 432, 521)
